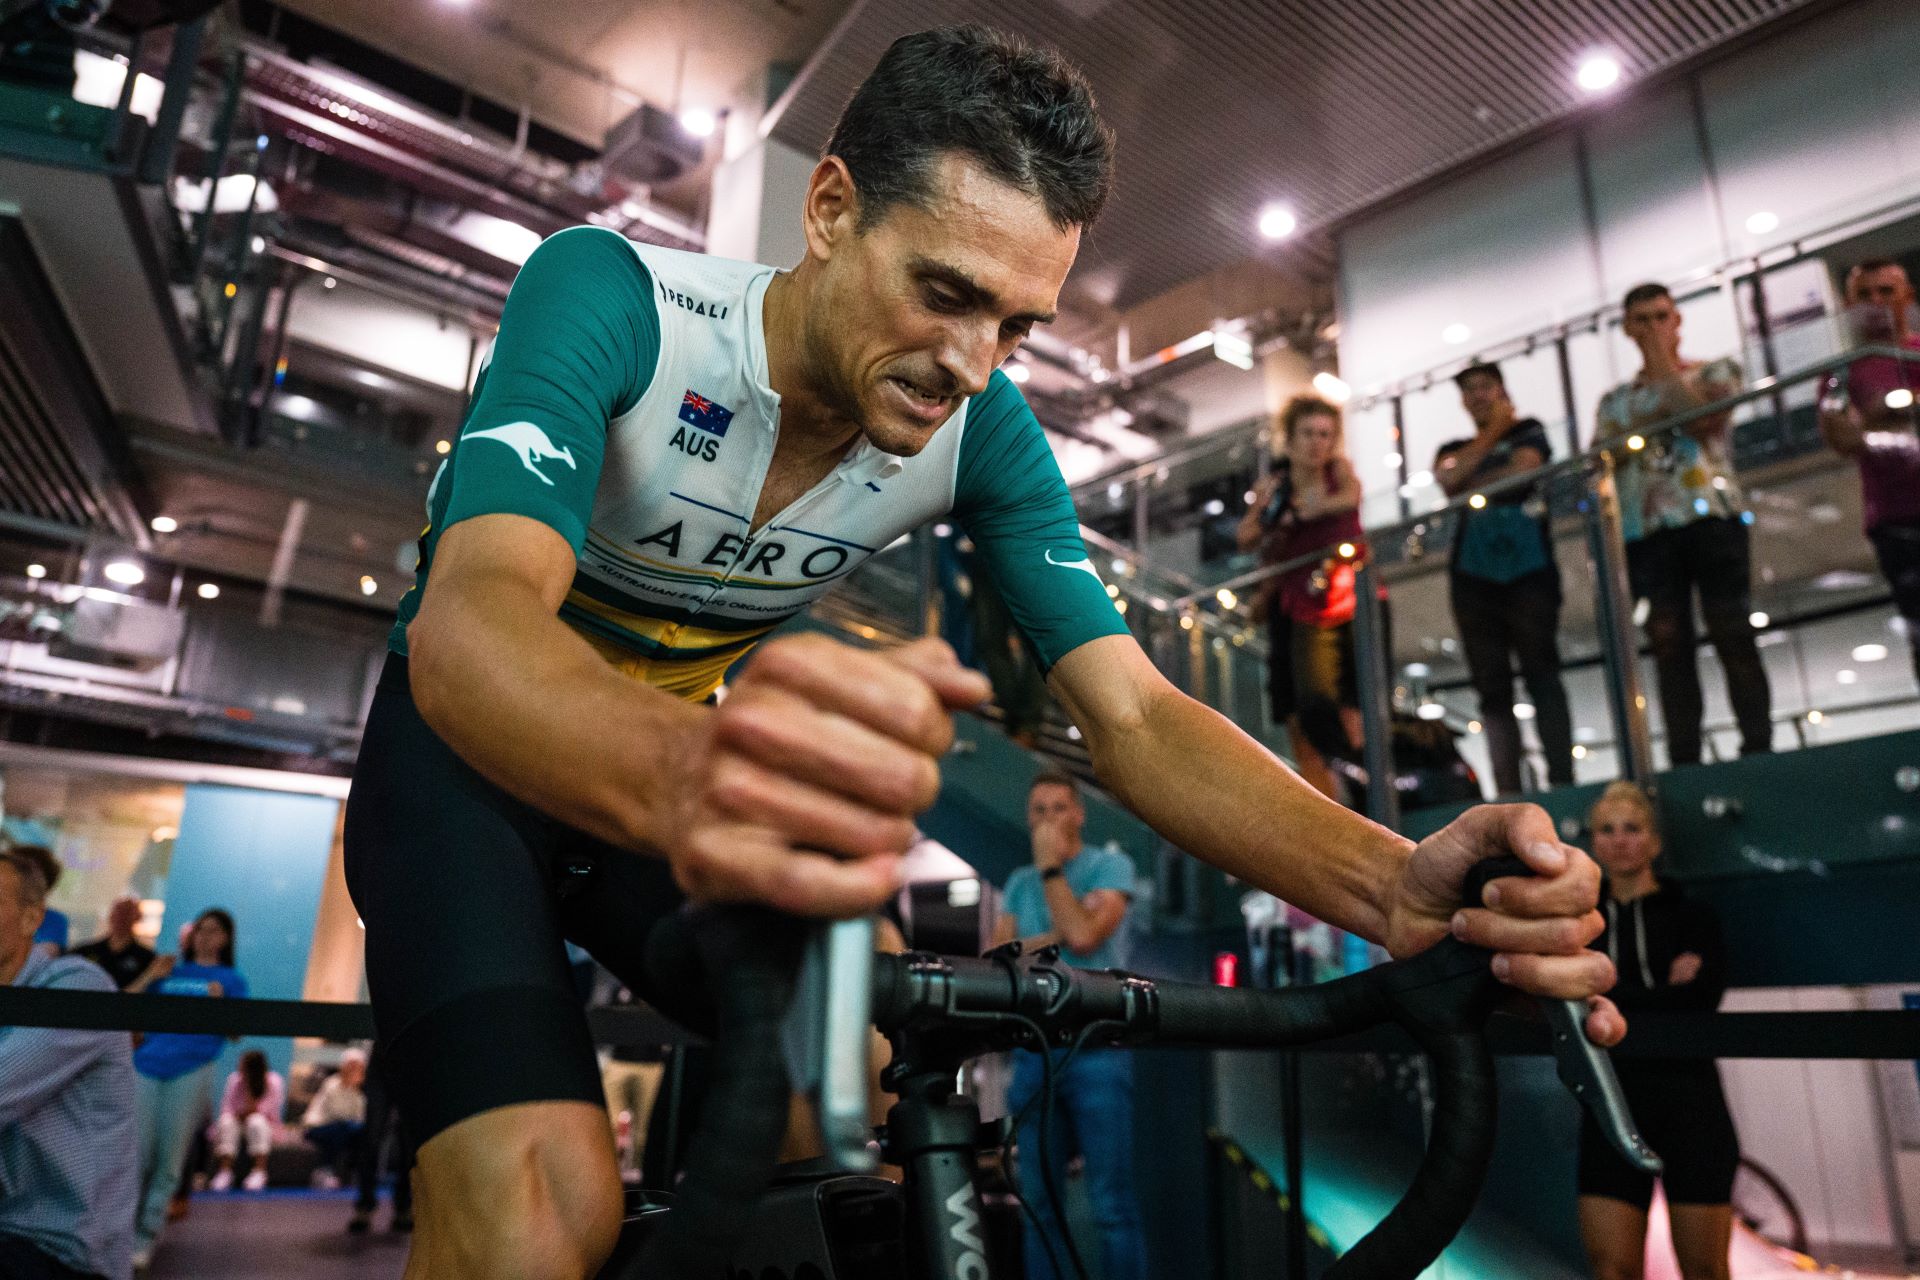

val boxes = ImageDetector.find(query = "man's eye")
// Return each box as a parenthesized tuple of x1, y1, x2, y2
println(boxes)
(925, 288, 966, 313)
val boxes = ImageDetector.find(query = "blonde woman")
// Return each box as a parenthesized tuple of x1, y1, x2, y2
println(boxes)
(1579, 782, 1737, 1280)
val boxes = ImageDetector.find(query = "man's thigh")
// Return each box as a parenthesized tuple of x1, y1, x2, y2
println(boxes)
(344, 656, 605, 1149)
(1681, 518, 1753, 620)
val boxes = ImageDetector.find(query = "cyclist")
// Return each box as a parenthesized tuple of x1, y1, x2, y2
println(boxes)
(344, 25, 1624, 1280)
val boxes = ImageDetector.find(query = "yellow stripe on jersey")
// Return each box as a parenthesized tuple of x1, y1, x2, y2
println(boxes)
(561, 589, 780, 701)
(573, 628, 740, 702)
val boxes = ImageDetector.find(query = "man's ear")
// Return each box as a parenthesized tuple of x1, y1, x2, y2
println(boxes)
(802, 156, 860, 263)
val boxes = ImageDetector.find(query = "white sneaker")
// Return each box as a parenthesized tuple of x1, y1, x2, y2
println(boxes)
(311, 1169, 341, 1190)
(242, 1168, 268, 1192)
(130, 1246, 152, 1270)
(209, 1168, 233, 1193)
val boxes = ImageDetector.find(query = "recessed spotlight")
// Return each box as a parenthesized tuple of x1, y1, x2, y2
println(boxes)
(1337, 541, 1357, 558)
(1575, 53, 1622, 94)
(359, 575, 378, 596)
(196, 582, 220, 600)
(1466, 720, 1482, 734)
(1853, 643, 1889, 663)
(1749, 610, 1770, 629)
(251, 235, 267, 254)
(1257, 204, 1298, 241)
(25, 563, 46, 579)
(1468, 494, 1487, 510)
(1179, 615, 1195, 630)
(1442, 323, 1471, 345)
(1405, 662, 1431, 679)
(1005, 361, 1031, 385)
(1216, 588, 1238, 609)
(103, 560, 145, 586)
(1572, 744, 1588, 759)
(1886, 388, 1915, 411)
(1806, 709, 1824, 724)
(1836, 669, 1858, 685)
(435, 439, 452, 455)
(1311, 371, 1351, 403)
(679, 108, 717, 138)
(1513, 702, 1536, 721)
(1417, 702, 1446, 721)
(1745, 211, 1779, 236)
(150, 515, 178, 533)
(323, 276, 337, 289)
(1382, 451, 1401, 467)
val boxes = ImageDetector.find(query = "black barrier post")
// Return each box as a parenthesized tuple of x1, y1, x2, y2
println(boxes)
(1280, 944, 1309, 1279)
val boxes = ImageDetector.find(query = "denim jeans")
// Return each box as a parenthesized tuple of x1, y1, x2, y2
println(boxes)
(134, 1063, 215, 1253)
(1007, 1048, 1147, 1280)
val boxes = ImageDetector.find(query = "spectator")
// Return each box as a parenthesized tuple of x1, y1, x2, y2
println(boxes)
(990, 771, 1143, 1280)
(0, 848, 138, 1280)
(127, 908, 248, 1269)
(1578, 782, 1736, 1280)
(302, 1049, 368, 1189)
(68, 898, 156, 992)
(1236, 395, 1366, 799)
(1818, 258, 1920, 684)
(6, 845, 67, 960)
(1434, 361, 1573, 795)
(347, 1047, 413, 1235)
(209, 1050, 284, 1193)
(1595, 283, 1772, 764)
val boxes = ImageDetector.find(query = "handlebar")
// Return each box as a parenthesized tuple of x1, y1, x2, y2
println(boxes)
(622, 857, 1656, 1280)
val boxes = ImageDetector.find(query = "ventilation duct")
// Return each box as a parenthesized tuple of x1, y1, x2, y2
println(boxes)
(602, 102, 705, 187)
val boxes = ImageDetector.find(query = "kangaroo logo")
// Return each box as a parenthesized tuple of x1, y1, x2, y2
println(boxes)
(1043, 548, 1104, 585)
(463, 422, 577, 486)
(943, 1184, 988, 1280)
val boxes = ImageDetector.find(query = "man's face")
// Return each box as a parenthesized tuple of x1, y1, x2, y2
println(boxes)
(0, 866, 43, 977)
(1848, 265, 1914, 329)
(1457, 372, 1508, 427)
(807, 154, 1080, 456)
(1623, 294, 1682, 354)
(1027, 782, 1085, 843)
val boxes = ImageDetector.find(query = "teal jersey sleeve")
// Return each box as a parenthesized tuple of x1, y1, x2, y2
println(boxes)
(953, 370, 1129, 669)
(437, 226, 660, 553)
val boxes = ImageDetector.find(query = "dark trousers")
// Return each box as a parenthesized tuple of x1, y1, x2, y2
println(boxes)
(1450, 569, 1573, 794)
(353, 1054, 413, 1217)
(0, 1235, 101, 1280)
(306, 1121, 363, 1173)
(1870, 521, 1920, 684)
(1627, 517, 1774, 764)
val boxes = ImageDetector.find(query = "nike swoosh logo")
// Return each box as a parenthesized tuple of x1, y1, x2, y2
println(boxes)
(1043, 550, 1104, 583)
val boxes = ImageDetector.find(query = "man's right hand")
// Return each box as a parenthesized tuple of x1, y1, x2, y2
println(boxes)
(662, 634, 991, 917)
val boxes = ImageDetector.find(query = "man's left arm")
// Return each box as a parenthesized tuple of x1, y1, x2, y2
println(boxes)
(1049, 637, 1623, 1043)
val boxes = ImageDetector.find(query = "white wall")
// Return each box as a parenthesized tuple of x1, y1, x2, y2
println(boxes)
(706, 135, 815, 269)
(1336, 0, 1920, 474)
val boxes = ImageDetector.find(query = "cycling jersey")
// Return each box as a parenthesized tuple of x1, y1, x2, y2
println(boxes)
(390, 226, 1126, 699)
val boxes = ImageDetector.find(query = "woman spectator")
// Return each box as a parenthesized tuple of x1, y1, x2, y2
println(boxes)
(127, 908, 248, 1269)
(1578, 782, 1737, 1280)
(210, 1049, 284, 1192)
(303, 1048, 369, 1189)
(1236, 395, 1367, 799)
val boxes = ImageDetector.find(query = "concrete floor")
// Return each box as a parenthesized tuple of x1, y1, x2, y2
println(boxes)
(146, 1190, 408, 1280)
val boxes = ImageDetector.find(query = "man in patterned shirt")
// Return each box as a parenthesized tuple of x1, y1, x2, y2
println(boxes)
(1595, 282, 1773, 764)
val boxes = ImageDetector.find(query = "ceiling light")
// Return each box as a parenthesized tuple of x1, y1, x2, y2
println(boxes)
(359, 575, 379, 596)
(1416, 702, 1446, 721)
(1383, 451, 1401, 467)
(1105, 583, 1119, 599)
(1405, 662, 1431, 679)
(1312, 371, 1351, 403)
(1110, 558, 1127, 575)
(1836, 669, 1858, 685)
(1572, 744, 1588, 759)
(1337, 541, 1356, 558)
(323, 276, 337, 289)
(435, 439, 452, 455)
(1257, 204, 1298, 240)
(103, 560, 145, 586)
(1468, 494, 1487, 509)
(1114, 599, 1127, 614)
(1216, 588, 1238, 609)
(250, 235, 267, 254)
(25, 563, 46, 579)
(197, 582, 220, 600)
(1806, 709, 1824, 724)
(1853, 643, 1889, 662)
(1214, 331, 1254, 370)
(150, 515, 177, 533)
(1180, 615, 1195, 630)
(1749, 610, 1770, 629)
(1886, 388, 1914, 410)
(932, 523, 952, 538)
(1626, 434, 1646, 451)
(1202, 498, 1226, 517)
(1466, 720, 1482, 733)
(679, 108, 717, 138)
(1442, 323, 1471, 345)
(1745, 211, 1779, 236)
(1005, 361, 1031, 385)
(1513, 702, 1536, 721)
(1575, 53, 1623, 94)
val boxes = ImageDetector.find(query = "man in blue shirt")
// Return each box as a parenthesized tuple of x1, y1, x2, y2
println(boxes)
(992, 770, 1142, 1280)
(0, 849, 137, 1280)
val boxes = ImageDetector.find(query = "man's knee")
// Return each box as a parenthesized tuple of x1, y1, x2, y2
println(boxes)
(245, 1113, 273, 1154)
(414, 1102, 622, 1280)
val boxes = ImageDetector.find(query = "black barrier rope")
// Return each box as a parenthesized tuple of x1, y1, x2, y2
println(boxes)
(3, 989, 1917, 1059)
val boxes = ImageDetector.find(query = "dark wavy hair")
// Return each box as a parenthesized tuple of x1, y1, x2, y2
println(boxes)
(239, 1049, 270, 1103)
(189, 907, 236, 968)
(825, 25, 1114, 231)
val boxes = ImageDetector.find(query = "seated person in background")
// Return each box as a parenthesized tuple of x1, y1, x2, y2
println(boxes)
(1817, 257, 1920, 685)
(1577, 782, 1736, 1280)
(0, 849, 138, 1280)
(6, 845, 68, 960)
(210, 1049, 284, 1193)
(127, 908, 248, 1268)
(69, 897, 157, 991)
(1434, 361, 1573, 796)
(991, 771, 1143, 1280)
(1594, 283, 1770, 765)
(302, 1049, 368, 1188)
(348, 1047, 414, 1236)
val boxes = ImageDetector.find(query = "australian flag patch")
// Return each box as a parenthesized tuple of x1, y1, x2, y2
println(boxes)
(679, 390, 735, 438)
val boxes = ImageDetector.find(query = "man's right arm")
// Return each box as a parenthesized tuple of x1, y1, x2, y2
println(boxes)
(0, 966, 122, 1127)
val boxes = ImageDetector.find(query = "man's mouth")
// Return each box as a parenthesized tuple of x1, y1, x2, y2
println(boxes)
(886, 375, 952, 422)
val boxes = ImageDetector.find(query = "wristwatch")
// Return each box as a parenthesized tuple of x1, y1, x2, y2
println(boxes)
(1041, 867, 1065, 882)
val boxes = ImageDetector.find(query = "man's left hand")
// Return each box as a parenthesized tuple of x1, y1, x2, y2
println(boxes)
(1031, 816, 1075, 872)
(1382, 803, 1625, 1047)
